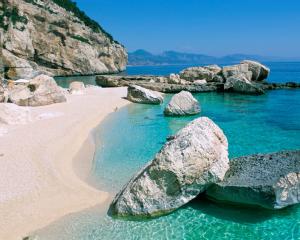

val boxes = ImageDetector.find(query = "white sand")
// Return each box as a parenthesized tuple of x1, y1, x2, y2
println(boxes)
(0, 87, 129, 240)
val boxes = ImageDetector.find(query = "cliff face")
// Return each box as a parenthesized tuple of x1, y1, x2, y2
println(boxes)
(0, 0, 127, 79)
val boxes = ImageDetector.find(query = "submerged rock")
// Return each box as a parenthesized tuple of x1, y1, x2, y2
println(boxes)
(224, 74, 265, 95)
(9, 74, 66, 106)
(110, 117, 229, 217)
(127, 85, 163, 104)
(206, 150, 300, 209)
(164, 91, 201, 116)
(241, 60, 270, 81)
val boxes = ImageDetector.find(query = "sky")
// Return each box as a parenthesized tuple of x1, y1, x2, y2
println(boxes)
(74, 0, 300, 58)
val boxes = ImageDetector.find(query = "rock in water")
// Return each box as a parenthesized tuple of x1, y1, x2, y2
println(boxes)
(69, 81, 85, 95)
(164, 91, 200, 116)
(168, 73, 182, 84)
(222, 63, 253, 81)
(241, 60, 270, 81)
(110, 117, 229, 217)
(9, 74, 66, 106)
(206, 150, 300, 209)
(224, 74, 265, 95)
(127, 85, 163, 104)
(180, 65, 222, 82)
(1, 0, 127, 79)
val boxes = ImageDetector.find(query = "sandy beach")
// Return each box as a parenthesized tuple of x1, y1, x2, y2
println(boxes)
(0, 87, 129, 240)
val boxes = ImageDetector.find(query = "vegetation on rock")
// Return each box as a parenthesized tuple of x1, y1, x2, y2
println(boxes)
(69, 34, 90, 44)
(0, 2, 28, 31)
(23, 0, 117, 43)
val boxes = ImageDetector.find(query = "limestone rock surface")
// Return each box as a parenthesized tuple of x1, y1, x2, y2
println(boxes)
(241, 60, 270, 81)
(1, 0, 127, 79)
(180, 65, 222, 82)
(127, 85, 163, 104)
(164, 91, 201, 116)
(224, 74, 265, 95)
(69, 81, 85, 95)
(9, 74, 66, 106)
(110, 117, 229, 217)
(206, 150, 300, 209)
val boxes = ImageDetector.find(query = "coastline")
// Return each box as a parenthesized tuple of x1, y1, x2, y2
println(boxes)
(0, 87, 129, 240)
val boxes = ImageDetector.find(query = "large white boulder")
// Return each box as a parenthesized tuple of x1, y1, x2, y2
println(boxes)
(164, 91, 200, 116)
(241, 60, 270, 81)
(69, 81, 85, 95)
(127, 85, 163, 104)
(180, 65, 222, 82)
(206, 150, 300, 209)
(222, 63, 253, 81)
(110, 117, 229, 217)
(9, 74, 66, 106)
(0, 103, 31, 125)
(224, 74, 265, 95)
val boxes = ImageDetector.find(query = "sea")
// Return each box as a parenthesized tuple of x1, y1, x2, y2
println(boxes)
(40, 62, 300, 240)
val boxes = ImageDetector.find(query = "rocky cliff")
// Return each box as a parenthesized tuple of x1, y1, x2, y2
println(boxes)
(0, 0, 127, 79)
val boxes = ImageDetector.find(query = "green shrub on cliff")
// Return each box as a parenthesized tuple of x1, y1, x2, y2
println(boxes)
(0, 3, 28, 31)
(23, 0, 118, 44)
(52, 0, 116, 43)
(69, 34, 90, 44)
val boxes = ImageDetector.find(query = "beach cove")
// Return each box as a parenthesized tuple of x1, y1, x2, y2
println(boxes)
(0, 87, 129, 240)
(33, 87, 300, 240)
(1, 0, 300, 239)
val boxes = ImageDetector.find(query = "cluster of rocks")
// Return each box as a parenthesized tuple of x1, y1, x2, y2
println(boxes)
(0, 74, 89, 106)
(110, 117, 300, 217)
(96, 74, 220, 93)
(8, 75, 67, 106)
(179, 60, 271, 96)
(0, 74, 89, 126)
(0, 74, 67, 106)
(97, 60, 300, 95)
(127, 85, 201, 116)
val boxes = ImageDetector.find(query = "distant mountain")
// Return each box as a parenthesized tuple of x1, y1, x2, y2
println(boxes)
(128, 50, 293, 66)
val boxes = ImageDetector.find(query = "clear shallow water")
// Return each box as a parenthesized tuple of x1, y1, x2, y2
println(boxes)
(36, 89, 300, 240)
(41, 63, 300, 240)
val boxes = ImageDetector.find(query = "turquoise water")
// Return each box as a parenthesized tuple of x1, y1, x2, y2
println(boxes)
(36, 89, 300, 240)
(126, 62, 300, 84)
(39, 64, 300, 240)
(55, 62, 300, 88)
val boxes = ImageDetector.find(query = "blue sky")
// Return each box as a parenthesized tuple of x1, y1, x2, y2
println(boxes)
(74, 0, 300, 57)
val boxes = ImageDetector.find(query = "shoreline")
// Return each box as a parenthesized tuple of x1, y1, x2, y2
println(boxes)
(0, 87, 129, 240)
